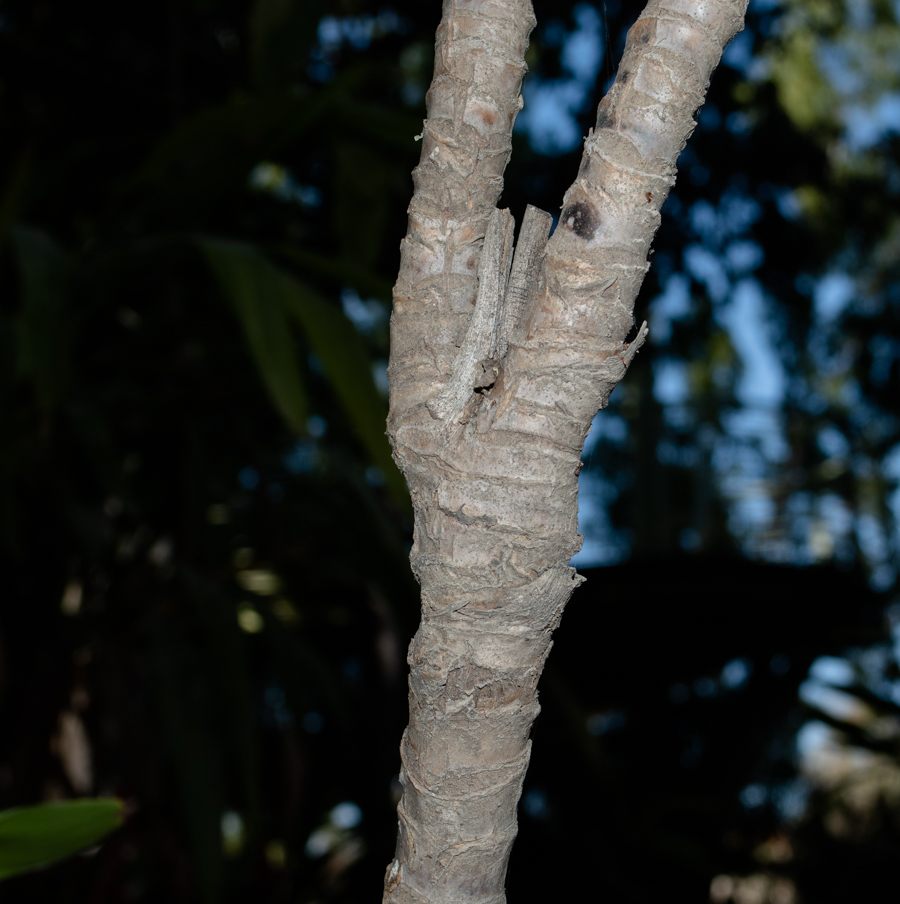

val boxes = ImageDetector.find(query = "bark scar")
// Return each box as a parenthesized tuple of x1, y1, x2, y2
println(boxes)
(426, 208, 515, 424)
(426, 205, 552, 431)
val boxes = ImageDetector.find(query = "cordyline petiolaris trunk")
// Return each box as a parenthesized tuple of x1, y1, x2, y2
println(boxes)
(383, 0, 748, 901)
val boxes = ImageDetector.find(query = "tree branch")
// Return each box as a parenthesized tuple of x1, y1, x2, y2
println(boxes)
(499, 0, 749, 442)
(385, 2, 748, 902)
(389, 0, 535, 432)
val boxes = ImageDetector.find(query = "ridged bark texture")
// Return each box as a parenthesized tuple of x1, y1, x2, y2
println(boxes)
(384, 1, 748, 902)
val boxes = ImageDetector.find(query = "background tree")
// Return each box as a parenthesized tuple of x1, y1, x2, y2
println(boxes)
(0, 1, 897, 903)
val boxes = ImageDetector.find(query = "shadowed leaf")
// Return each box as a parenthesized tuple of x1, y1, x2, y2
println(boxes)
(276, 266, 407, 507)
(200, 239, 407, 505)
(201, 238, 310, 435)
(249, 0, 323, 88)
(10, 226, 70, 408)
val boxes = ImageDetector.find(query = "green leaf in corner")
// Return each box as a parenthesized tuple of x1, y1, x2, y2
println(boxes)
(200, 239, 309, 434)
(0, 799, 125, 880)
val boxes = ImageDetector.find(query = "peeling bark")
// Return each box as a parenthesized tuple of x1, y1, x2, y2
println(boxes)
(384, 1, 748, 902)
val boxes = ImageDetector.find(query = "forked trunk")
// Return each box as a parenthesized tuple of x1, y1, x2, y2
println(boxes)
(384, 1, 748, 901)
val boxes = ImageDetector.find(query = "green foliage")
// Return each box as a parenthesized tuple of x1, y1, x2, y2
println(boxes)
(0, 800, 124, 880)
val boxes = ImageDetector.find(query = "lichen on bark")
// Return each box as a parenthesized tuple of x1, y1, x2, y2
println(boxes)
(384, 1, 749, 902)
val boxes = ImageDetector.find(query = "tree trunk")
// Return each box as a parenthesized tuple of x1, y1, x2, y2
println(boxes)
(383, 1, 748, 901)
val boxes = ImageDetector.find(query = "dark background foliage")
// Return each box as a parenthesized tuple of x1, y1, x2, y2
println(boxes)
(1, 0, 898, 902)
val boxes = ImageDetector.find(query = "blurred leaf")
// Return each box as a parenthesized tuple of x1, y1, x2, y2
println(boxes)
(200, 239, 407, 506)
(276, 246, 393, 301)
(132, 67, 371, 215)
(201, 239, 310, 435)
(10, 226, 71, 408)
(333, 142, 389, 271)
(249, 0, 323, 89)
(769, 30, 837, 133)
(0, 799, 124, 880)
(134, 91, 319, 212)
(276, 264, 407, 508)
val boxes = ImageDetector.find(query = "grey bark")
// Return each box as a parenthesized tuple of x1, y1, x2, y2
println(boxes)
(384, 1, 749, 902)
